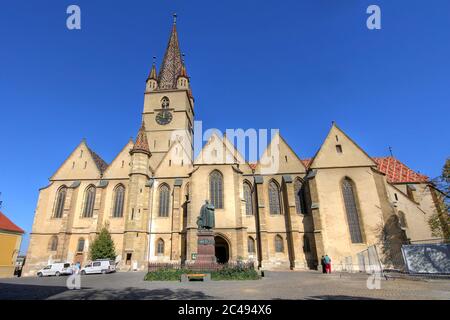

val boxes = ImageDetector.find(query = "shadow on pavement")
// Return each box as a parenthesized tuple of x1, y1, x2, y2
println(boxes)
(304, 295, 382, 300)
(51, 287, 215, 300)
(0, 283, 70, 300)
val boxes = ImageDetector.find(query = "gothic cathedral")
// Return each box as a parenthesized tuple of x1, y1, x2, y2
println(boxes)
(23, 17, 442, 275)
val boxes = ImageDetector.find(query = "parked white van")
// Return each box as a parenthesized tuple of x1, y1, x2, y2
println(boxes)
(80, 260, 116, 275)
(37, 263, 74, 277)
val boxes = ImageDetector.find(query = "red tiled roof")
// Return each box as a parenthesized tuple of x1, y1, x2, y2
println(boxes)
(373, 157, 429, 184)
(132, 122, 151, 155)
(0, 211, 24, 234)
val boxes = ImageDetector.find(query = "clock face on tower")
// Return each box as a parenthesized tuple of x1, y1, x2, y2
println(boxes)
(156, 110, 173, 125)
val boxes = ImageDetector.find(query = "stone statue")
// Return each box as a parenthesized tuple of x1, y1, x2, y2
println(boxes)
(197, 200, 215, 230)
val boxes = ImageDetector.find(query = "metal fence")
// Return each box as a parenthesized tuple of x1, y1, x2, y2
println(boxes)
(339, 239, 449, 275)
(148, 261, 255, 272)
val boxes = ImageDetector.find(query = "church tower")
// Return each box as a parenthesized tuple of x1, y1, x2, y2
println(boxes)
(142, 14, 194, 170)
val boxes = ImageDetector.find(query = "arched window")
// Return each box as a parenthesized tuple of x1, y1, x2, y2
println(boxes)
(54, 187, 67, 218)
(275, 235, 284, 252)
(209, 170, 223, 209)
(243, 182, 253, 216)
(49, 236, 58, 251)
(83, 186, 96, 218)
(248, 237, 255, 253)
(268, 180, 281, 215)
(158, 184, 170, 217)
(156, 239, 165, 255)
(303, 235, 311, 253)
(113, 185, 125, 218)
(342, 178, 364, 243)
(161, 97, 170, 109)
(77, 238, 85, 252)
(294, 179, 307, 215)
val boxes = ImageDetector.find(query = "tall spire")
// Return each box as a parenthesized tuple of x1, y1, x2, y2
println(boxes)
(158, 13, 185, 90)
(131, 122, 151, 156)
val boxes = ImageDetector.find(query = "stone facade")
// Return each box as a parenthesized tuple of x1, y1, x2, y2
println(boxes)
(23, 18, 442, 276)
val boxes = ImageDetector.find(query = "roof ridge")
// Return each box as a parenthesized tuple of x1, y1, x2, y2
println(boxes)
(0, 211, 24, 234)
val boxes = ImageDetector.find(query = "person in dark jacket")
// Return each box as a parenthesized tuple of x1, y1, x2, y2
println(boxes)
(320, 256, 327, 273)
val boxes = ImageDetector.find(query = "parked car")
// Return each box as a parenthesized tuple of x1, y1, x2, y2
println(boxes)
(80, 260, 116, 275)
(37, 263, 74, 277)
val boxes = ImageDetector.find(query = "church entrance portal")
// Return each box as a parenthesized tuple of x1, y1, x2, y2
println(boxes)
(214, 235, 229, 264)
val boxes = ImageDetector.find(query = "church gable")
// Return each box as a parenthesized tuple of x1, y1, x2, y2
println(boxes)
(102, 140, 134, 179)
(154, 140, 193, 177)
(309, 123, 377, 169)
(195, 133, 240, 165)
(50, 140, 107, 181)
(257, 132, 306, 175)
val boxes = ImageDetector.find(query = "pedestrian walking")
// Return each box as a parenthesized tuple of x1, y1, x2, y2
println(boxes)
(324, 255, 331, 273)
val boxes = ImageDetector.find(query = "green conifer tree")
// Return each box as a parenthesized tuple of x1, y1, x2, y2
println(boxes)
(89, 227, 117, 260)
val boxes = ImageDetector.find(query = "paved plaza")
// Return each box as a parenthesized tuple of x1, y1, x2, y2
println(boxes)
(1, 271, 449, 300)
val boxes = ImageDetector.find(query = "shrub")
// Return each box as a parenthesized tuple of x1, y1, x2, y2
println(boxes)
(144, 267, 261, 281)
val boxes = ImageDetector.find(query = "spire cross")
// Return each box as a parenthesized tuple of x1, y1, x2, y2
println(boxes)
(173, 13, 177, 24)
(388, 146, 394, 157)
(152, 56, 156, 66)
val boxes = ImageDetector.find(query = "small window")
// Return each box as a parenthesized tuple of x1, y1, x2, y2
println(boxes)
(248, 237, 255, 253)
(336, 145, 343, 153)
(275, 235, 284, 253)
(394, 193, 399, 201)
(93, 262, 101, 267)
(126, 253, 132, 265)
(157, 239, 165, 255)
(161, 97, 170, 109)
(77, 238, 85, 252)
(49, 236, 58, 251)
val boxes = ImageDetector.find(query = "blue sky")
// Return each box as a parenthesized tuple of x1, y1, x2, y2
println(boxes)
(0, 0, 449, 253)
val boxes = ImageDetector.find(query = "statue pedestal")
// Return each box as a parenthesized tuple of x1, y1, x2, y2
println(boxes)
(194, 230, 217, 266)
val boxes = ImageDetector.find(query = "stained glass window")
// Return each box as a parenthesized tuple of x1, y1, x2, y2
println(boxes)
(83, 186, 96, 218)
(269, 181, 281, 215)
(210, 170, 223, 209)
(113, 185, 125, 218)
(342, 178, 364, 243)
(159, 184, 170, 217)
(54, 187, 67, 218)
(243, 182, 253, 216)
